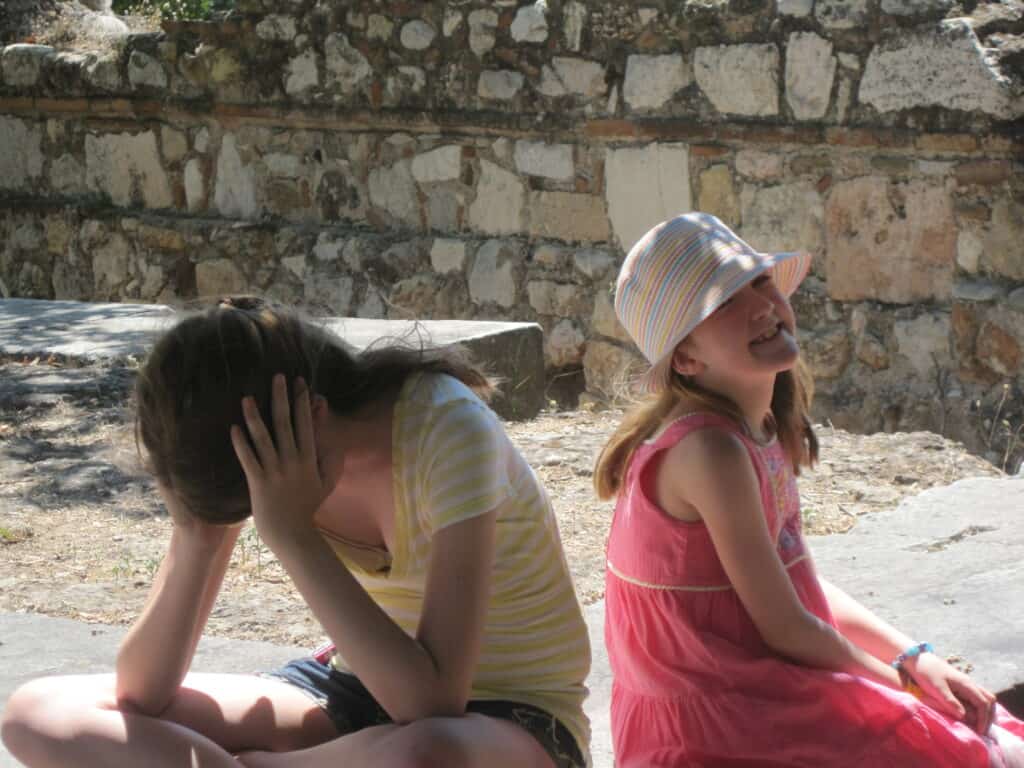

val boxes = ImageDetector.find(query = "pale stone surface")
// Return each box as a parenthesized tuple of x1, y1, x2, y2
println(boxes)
(401, 20, 436, 50)
(953, 280, 1002, 302)
(430, 239, 467, 273)
(325, 33, 371, 92)
(285, 49, 319, 95)
(184, 159, 206, 212)
(778, 0, 814, 15)
(367, 15, 394, 41)
(697, 165, 740, 229)
(478, 70, 524, 100)
(0, 117, 43, 190)
(86, 131, 173, 210)
(128, 51, 167, 90)
(584, 339, 642, 398)
(306, 273, 354, 314)
(195, 127, 211, 154)
(1, 45, 54, 88)
(423, 185, 463, 231)
(623, 54, 691, 111)
(564, 1, 587, 51)
(574, 249, 615, 280)
(469, 240, 518, 307)
(50, 154, 85, 195)
(694, 44, 780, 116)
(979, 199, 1024, 281)
(815, 0, 870, 28)
(802, 326, 851, 379)
(160, 126, 188, 165)
(528, 191, 609, 243)
(605, 143, 691, 252)
(860, 20, 1021, 118)
(547, 318, 585, 367)
(735, 150, 783, 180)
(368, 160, 420, 228)
(84, 54, 122, 92)
(196, 259, 247, 297)
(527, 280, 585, 317)
(92, 234, 131, 299)
(468, 160, 525, 235)
(282, 255, 305, 280)
(468, 9, 499, 56)
(957, 230, 983, 274)
(411, 146, 462, 183)
(825, 177, 955, 303)
(213, 134, 258, 219)
(309, 234, 340, 263)
(894, 312, 951, 376)
(785, 33, 836, 120)
(882, 0, 954, 15)
(511, 2, 549, 43)
(740, 181, 823, 255)
(514, 141, 574, 181)
(539, 57, 605, 98)
(386, 66, 426, 100)
(591, 289, 633, 343)
(256, 15, 297, 41)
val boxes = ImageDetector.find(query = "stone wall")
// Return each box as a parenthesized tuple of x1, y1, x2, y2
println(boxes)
(0, 0, 1022, 466)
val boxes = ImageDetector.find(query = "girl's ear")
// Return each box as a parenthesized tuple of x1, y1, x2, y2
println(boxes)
(671, 343, 705, 377)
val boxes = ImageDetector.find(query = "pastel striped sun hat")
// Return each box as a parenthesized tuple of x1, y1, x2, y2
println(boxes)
(614, 212, 812, 394)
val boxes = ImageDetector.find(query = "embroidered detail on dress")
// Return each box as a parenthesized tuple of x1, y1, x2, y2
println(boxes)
(608, 554, 809, 592)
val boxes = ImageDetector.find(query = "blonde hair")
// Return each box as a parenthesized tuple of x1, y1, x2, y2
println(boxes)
(136, 297, 493, 524)
(593, 359, 818, 500)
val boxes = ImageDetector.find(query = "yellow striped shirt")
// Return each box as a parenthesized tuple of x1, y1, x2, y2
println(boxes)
(324, 372, 592, 764)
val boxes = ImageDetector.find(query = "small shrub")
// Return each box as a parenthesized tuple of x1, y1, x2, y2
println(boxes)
(113, 0, 221, 21)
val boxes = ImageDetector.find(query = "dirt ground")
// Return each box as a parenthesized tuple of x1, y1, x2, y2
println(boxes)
(0, 355, 1003, 649)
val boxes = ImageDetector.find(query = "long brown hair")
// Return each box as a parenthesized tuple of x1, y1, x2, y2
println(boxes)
(593, 359, 818, 500)
(136, 297, 493, 524)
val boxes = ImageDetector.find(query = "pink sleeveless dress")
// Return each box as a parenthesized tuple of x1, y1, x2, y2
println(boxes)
(605, 413, 1024, 767)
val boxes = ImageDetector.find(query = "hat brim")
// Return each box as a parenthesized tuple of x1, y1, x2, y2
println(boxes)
(633, 249, 813, 395)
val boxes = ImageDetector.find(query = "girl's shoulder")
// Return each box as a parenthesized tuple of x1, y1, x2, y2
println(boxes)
(402, 370, 484, 411)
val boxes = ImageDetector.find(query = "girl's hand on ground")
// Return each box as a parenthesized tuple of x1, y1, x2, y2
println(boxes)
(909, 653, 997, 734)
(231, 374, 326, 548)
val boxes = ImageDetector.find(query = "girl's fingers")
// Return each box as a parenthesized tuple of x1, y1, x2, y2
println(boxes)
(271, 374, 297, 460)
(293, 377, 315, 460)
(231, 423, 261, 481)
(242, 395, 279, 471)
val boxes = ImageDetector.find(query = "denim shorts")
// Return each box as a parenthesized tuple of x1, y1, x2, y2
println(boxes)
(265, 656, 586, 768)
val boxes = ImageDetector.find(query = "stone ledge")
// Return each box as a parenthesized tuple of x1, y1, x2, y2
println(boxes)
(0, 298, 545, 420)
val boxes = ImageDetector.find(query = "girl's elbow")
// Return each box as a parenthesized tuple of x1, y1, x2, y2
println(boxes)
(388, 687, 470, 724)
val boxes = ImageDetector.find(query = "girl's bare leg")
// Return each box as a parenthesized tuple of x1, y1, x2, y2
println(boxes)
(1, 672, 337, 768)
(237, 712, 557, 768)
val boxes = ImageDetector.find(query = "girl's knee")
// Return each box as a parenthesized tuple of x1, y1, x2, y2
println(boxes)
(1, 675, 111, 754)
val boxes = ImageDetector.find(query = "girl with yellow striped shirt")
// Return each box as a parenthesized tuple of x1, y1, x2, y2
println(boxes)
(2, 297, 591, 768)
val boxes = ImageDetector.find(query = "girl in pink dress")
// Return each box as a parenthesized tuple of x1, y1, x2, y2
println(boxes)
(594, 212, 1024, 767)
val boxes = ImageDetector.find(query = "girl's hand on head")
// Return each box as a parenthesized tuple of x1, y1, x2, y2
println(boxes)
(231, 374, 327, 549)
(907, 652, 997, 735)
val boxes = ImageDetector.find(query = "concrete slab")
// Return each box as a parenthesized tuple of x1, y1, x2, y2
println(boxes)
(0, 606, 614, 768)
(0, 299, 545, 420)
(811, 475, 1024, 696)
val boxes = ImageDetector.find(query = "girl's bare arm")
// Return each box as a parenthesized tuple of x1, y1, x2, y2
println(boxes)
(663, 428, 901, 689)
(114, 488, 241, 715)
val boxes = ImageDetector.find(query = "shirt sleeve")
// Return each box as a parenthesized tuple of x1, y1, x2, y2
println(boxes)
(415, 397, 515, 536)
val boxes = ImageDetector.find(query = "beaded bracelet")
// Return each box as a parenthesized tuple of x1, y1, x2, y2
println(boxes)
(891, 641, 934, 670)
